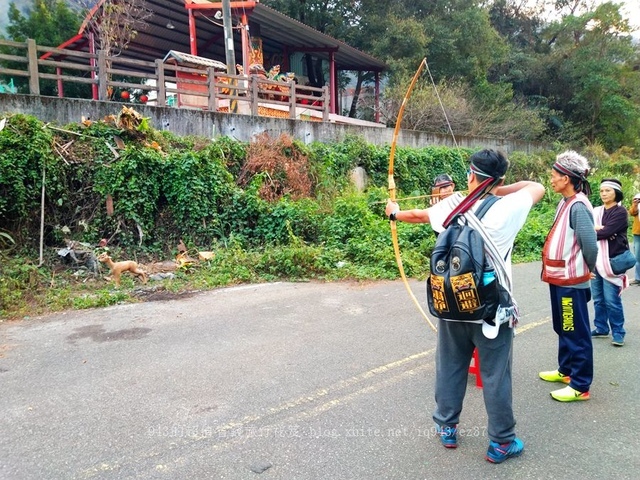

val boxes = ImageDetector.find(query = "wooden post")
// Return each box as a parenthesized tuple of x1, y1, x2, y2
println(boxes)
(38, 161, 45, 266)
(289, 81, 295, 119)
(56, 67, 64, 98)
(229, 77, 238, 113)
(209, 68, 217, 111)
(322, 85, 330, 122)
(155, 59, 166, 106)
(289, 81, 297, 116)
(97, 50, 108, 101)
(374, 71, 380, 123)
(250, 75, 259, 116)
(27, 39, 40, 95)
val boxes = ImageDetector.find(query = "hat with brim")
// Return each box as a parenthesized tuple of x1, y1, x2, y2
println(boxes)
(634, 193, 640, 200)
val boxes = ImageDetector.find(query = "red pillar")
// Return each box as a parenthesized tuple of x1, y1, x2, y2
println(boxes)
(189, 9, 198, 55)
(375, 71, 380, 123)
(240, 13, 249, 73)
(89, 32, 98, 100)
(329, 51, 336, 114)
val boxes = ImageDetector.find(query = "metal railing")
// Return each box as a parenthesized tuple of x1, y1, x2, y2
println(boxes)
(0, 38, 330, 121)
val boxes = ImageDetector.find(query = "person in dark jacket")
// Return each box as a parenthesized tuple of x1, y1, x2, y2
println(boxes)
(591, 178, 630, 346)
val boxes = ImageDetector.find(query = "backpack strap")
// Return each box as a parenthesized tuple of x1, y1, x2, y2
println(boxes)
(442, 177, 503, 228)
(465, 200, 521, 328)
(466, 201, 512, 294)
(447, 193, 499, 228)
(473, 194, 500, 220)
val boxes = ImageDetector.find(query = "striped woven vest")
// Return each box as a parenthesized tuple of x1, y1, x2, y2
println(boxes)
(541, 193, 593, 286)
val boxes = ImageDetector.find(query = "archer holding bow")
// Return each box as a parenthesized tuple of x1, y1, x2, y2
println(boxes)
(386, 149, 545, 464)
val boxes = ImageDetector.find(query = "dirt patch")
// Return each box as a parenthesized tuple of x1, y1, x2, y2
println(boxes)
(66, 324, 152, 344)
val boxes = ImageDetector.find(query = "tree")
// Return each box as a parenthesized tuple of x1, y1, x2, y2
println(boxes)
(486, 0, 640, 149)
(76, 0, 153, 99)
(81, 0, 153, 61)
(532, 3, 640, 149)
(4, 0, 81, 46)
(2, 0, 83, 95)
(488, 0, 544, 50)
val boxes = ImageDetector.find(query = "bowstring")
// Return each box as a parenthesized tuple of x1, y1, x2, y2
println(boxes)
(424, 60, 459, 150)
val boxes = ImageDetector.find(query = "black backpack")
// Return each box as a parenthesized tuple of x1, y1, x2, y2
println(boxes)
(426, 195, 502, 321)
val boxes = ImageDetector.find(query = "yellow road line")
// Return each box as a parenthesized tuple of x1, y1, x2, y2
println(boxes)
(515, 317, 550, 335)
(83, 318, 553, 474)
(212, 348, 436, 438)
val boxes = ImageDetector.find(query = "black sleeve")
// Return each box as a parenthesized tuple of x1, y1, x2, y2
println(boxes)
(597, 206, 628, 240)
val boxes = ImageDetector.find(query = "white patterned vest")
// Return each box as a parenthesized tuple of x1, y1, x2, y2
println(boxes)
(542, 193, 593, 286)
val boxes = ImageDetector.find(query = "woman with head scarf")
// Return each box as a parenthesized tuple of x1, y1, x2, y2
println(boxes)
(591, 178, 630, 346)
(539, 150, 598, 402)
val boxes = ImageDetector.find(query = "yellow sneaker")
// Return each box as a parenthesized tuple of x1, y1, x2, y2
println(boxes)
(538, 370, 570, 384)
(550, 385, 590, 402)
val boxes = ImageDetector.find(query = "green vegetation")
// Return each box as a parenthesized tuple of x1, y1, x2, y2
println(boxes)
(2, 0, 88, 98)
(1, 113, 639, 320)
(266, 0, 640, 151)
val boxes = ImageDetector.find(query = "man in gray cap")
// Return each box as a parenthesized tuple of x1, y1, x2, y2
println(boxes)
(430, 173, 456, 205)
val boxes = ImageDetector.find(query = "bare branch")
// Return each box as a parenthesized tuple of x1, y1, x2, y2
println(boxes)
(81, 0, 153, 58)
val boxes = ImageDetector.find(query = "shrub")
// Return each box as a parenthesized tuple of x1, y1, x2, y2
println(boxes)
(5, 113, 634, 320)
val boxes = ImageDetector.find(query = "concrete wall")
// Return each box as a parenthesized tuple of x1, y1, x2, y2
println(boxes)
(0, 94, 546, 154)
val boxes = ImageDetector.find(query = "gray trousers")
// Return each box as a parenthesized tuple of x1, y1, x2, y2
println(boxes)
(432, 318, 516, 444)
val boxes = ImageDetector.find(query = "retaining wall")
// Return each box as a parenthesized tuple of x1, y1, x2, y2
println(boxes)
(0, 94, 546, 154)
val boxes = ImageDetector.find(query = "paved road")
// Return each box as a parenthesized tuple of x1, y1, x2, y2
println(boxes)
(1, 262, 639, 479)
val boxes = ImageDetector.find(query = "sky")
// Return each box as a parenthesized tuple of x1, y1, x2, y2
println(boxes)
(0, 0, 19, 34)
(620, 1, 640, 29)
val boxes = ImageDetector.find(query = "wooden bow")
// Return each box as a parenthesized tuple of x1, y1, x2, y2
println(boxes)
(388, 58, 437, 332)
